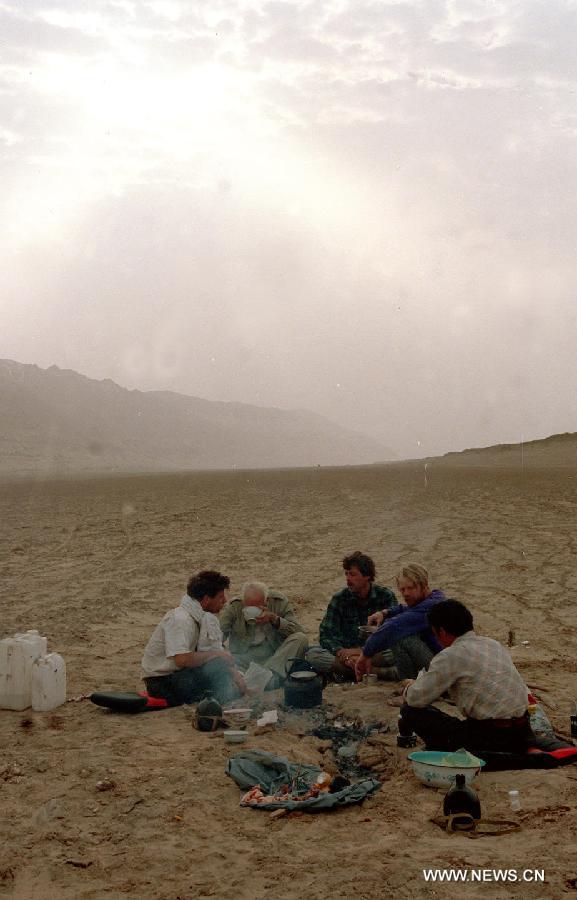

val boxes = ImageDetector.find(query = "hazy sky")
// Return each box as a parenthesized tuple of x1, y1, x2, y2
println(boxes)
(2, 0, 576, 458)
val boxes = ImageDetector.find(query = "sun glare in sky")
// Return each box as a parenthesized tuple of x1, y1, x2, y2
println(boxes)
(2, 0, 576, 455)
(8, 58, 252, 240)
(10, 49, 378, 249)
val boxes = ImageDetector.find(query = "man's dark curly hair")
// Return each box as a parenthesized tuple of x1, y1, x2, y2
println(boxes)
(342, 551, 376, 581)
(187, 570, 230, 600)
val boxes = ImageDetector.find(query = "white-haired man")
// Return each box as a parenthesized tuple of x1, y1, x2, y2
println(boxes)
(219, 581, 308, 688)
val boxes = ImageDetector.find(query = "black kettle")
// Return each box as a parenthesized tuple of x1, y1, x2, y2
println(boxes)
(283, 659, 323, 709)
(443, 774, 481, 830)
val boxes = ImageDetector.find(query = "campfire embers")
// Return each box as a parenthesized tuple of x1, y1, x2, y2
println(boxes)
(311, 715, 391, 778)
(280, 704, 393, 781)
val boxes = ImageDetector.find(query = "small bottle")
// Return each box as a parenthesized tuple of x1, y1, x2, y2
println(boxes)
(508, 789, 521, 812)
(570, 702, 577, 740)
(314, 772, 333, 792)
(528, 702, 555, 739)
(396, 713, 418, 748)
(443, 774, 481, 829)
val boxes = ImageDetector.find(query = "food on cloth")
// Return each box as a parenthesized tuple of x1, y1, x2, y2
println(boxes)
(241, 772, 333, 806)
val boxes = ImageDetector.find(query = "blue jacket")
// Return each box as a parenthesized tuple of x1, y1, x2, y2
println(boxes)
(362, 590, 446, 657)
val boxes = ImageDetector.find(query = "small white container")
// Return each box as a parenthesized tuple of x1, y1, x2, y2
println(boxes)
(223, 730, 248, 744)
(31, 653, 67, 711)
(0, 636, 46, 710)
(509, 789, 522, 812)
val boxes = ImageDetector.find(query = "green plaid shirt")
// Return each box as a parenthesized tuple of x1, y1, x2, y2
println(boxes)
(319, 584, 398, 654)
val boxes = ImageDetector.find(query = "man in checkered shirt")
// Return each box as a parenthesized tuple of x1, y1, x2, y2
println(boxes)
(398, 599, 534, 754)
(306, 551, 398, 680)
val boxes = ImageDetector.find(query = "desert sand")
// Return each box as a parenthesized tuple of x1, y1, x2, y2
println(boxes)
(1, 461, 577, 899)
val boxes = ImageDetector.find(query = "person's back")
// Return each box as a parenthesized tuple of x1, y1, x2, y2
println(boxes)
(400, 600, 533, 755)
(421, 631, 528, 720)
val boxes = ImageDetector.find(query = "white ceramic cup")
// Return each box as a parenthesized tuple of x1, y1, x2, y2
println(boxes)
(243, 605, 263, 624)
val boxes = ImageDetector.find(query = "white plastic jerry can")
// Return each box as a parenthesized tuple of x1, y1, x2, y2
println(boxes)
(14, 630, 48, 657)
(31, 653, 67, 711)
(0, 638, 36, 710)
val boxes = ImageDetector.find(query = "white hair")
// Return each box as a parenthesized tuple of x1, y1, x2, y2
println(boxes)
(242, 580, 268, 600)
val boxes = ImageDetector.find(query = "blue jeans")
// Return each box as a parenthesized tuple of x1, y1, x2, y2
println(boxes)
(145, 658, 240, 706)
(391, 635, 435, 680)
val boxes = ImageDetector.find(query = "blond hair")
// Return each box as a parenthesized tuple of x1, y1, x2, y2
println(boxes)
(396, 564, 429, 590)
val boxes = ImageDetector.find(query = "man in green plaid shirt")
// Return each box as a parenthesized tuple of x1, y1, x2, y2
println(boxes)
(306, 551, 398, 679)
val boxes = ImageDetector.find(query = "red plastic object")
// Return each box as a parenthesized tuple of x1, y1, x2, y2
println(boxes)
(139, 691, 169, 709)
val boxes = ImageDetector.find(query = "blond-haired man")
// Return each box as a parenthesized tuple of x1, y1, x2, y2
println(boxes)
(355, 564, 445, 683)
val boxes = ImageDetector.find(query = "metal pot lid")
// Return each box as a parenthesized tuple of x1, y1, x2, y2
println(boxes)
(289, 670, 318, 681)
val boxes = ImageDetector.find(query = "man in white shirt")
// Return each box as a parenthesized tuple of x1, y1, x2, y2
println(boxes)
(398, 600, 534, 754)
(142, 570, 245, 706)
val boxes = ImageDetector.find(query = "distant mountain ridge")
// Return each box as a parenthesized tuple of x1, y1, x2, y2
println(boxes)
(427, 432, 577, 468)
(0, 359, 395, 476)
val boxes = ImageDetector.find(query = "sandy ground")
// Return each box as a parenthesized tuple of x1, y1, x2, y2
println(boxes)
(1, 462, 577, 899)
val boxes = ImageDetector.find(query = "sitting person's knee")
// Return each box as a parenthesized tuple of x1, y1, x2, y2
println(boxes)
(287, 632, 309, 653)
(305, 646, 334, 673)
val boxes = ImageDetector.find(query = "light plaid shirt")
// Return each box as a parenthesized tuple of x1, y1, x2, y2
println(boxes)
(405, 631, 528, 720)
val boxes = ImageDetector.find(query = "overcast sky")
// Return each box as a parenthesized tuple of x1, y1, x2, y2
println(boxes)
(2, 0, 576, 457)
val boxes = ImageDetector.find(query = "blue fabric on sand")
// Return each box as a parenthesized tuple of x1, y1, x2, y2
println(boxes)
(226, 748, 381, 811)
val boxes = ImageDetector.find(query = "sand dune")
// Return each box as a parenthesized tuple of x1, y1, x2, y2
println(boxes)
(429, 431, 577, 468)
(1, 461, 577, 898)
